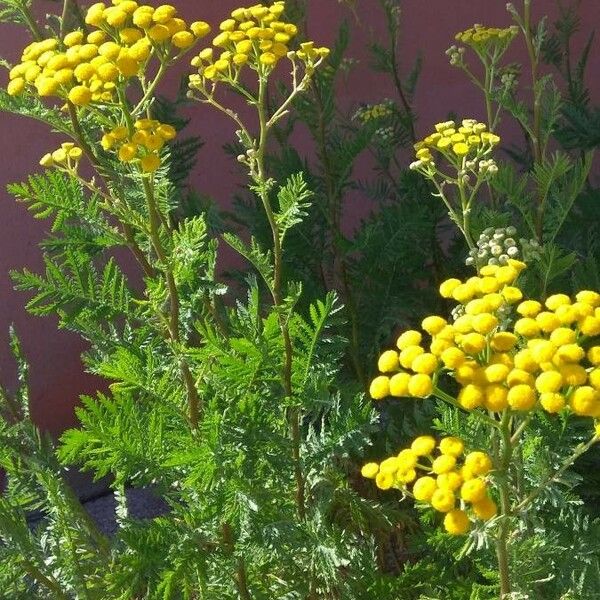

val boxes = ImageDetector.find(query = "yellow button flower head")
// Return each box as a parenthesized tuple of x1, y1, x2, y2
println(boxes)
(431, 488, 456, 513)
(472, 496, 497, 520)
(437, 471, 463, 491)
(375, 472, 394, 490)
(407, 374, 433, 398)
(361, 463, 379, 479)
(369, 375, 390, 400)
(432, 454, 457, 475)
(464, 451, 493, 476)
(439, 436, 464, 457)
(389, 372, 410, 397)
(443, 509, 470, 535)
(411, 435, 436, 456)
(460, 478, 487, 503)
(413, 476, 437, 502)
(377, 350, 399, 373)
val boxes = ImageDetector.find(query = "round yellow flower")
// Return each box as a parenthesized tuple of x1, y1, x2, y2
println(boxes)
(443, 509, 470, 535)
(536, 311, 561, 333)
(458, 384, 484, 409)
(535, 371, 563, 394)
(460, 478, 487, 503)
(389, 372, 410, 397)
(545, 294, 571, 311)
(411, 353, 439, 375)
(484, 364, 510, 384)
(560, 364, 587, 386)
(587, 347, 600, 365)
(502, 286, 523, 303)
(464, 451, 493, 476)
(379, 456, 400, 475)
(472, 496, 497, 520)
(440, 278, 461, 298)
(484, 384, 509, 411)
(413, 476, 437, 502)
(576, 290, 600, 306)
(411, 435, 436, 456)
(472, 313, 498, 334)
(369, 376, 390, 400)
(399, 345, 424, 369)
(375, 471, 394, 490)
(422, 316, 447, 335)
(431, 488, 456, 513)
(396, 330, 422, 350)
(397, 448, 418, 471)
(432, 454, 457, 474)
(361, 462, 379, 479)
(581, 316, 600, 337)
(507, 384, 536, 411)
(439, 436, 464, 457)
(490, 332, 518, 352)
(540, 392, 565, 413)
(441, 347, 465, 369)
(407, 374, 433, 398)
(378, 350, 399, 373)
(570, 386, 600, 417)
(437, 471, 463, 491)
(514, 318, 541, 338)
(460, 332, 487, 354)
(68, 85, 92, 106)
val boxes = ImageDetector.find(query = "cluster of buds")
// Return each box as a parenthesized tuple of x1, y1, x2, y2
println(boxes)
(100, 119, 177, 173)
(188, 2, 328, 89)
(39, 142, 83, 170)
(446, 44, 467, 67)
(361, 436, 496, 535)
(6, 1, 211, 106)
(466, 226, 522, 268)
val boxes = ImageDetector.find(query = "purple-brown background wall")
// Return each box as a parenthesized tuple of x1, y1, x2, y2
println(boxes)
(0, 1, 598, 434)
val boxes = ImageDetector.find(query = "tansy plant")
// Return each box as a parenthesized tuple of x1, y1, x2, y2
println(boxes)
(363, 255, 600, 598)
(0, 1, 399, 598)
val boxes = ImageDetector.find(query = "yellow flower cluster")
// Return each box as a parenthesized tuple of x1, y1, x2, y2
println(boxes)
(188, 1, 329, 84)
(101, 119, 177, 173)
(6, 1, 210, 105)
(455, 24, 519, 50)
(412, 119, 500, 168)
(39, 142, 83, 169)
(361, 436, 496, 535)
(370, 260, 600, 420)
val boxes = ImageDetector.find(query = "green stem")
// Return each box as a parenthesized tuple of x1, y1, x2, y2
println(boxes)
(142, 177, 201, 428)
(496, 410, 514, 599)
(20, 4, 43, 41)
(457, 178, 476, 252)
(67, 101, 156, 278)
(133, 62, 167, 114)
(22, 560, 69, 599)
(119, 89, 201, 427)
(386, 5, 416, 144)
(256, 73, 305, 521)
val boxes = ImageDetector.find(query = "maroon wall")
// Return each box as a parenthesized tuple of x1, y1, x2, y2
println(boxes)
(0, 1, 598, 434)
